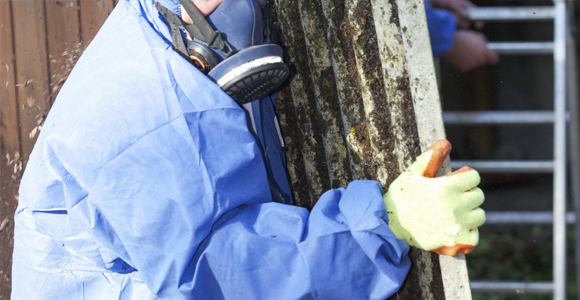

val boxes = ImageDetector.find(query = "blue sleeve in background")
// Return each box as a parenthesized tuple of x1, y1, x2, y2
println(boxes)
(425, 2, 457, 57)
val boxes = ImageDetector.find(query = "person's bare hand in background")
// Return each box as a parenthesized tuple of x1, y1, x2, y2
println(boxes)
(430, 0, 499, 72)
(442, 30, 499, 72)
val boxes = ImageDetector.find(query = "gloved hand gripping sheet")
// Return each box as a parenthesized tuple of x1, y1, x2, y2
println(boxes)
(384, 140, 486, 256)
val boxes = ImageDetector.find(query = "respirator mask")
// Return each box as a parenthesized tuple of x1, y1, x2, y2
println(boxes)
(156, 0, 289, 104)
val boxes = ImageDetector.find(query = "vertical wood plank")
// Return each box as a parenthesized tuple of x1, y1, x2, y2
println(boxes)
(0, 1, 22, 298)
(79, 0, 116, 44)
(11, 0, 50, 171)
(45, 0, 81, 98)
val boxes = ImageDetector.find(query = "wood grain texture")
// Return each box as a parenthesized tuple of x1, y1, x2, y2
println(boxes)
(11, 0, 50, 161)
(45, 0, 81, 100)
(80, 0, 116, 44)
(0, 1, 22, 298)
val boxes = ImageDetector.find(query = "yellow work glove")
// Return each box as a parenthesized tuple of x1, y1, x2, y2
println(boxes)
(384, 140, 485, 256)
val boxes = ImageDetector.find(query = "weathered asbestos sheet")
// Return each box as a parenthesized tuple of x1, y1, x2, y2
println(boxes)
(273, 0, 471, 298)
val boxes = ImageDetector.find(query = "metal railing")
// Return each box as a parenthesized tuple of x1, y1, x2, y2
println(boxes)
(471, 281, 554, 294)
(451, 161, 554, 174)
(485, 211, 576, 224)
(449, 3, 572, 299)
(443, 111, 559, 125)
(488, 42, 554, 55)
(468, 7, 555, 22)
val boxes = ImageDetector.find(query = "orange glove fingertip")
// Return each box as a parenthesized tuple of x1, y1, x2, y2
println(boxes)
(422, 140, 452, 178)
(430, 244, 476, 256)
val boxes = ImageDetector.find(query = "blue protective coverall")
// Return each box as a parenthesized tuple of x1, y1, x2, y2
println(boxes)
(11, 0, 410, 299)
(424, 2, 457, 58)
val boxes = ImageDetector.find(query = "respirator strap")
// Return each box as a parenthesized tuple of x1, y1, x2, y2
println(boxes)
(178, 0, 234, 57)
(155, 2, 189, 58)
(261, 1, 278, 44)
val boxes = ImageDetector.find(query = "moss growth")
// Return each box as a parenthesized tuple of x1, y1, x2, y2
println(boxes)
(275, 0, 331, 208)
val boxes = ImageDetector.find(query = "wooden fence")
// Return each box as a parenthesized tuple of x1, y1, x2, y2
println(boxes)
(0, 1, 116, 298)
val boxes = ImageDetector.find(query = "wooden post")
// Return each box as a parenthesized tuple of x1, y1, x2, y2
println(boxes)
(45, 0, 81, 105)
(0, 1, 22, 298)
(79, 0, 116, 43)
(11, 0, 51, 162)
(273, 0, 472, 298)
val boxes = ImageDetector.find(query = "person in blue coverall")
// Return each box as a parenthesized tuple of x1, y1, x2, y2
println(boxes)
(425, 0, 499, 72)
(11, 0, 485, 299)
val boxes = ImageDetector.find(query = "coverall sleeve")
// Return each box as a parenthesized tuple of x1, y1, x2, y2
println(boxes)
(57, 108, 409, 299)
(192, 181, 411, 299)
(425, 2, 457, 57)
